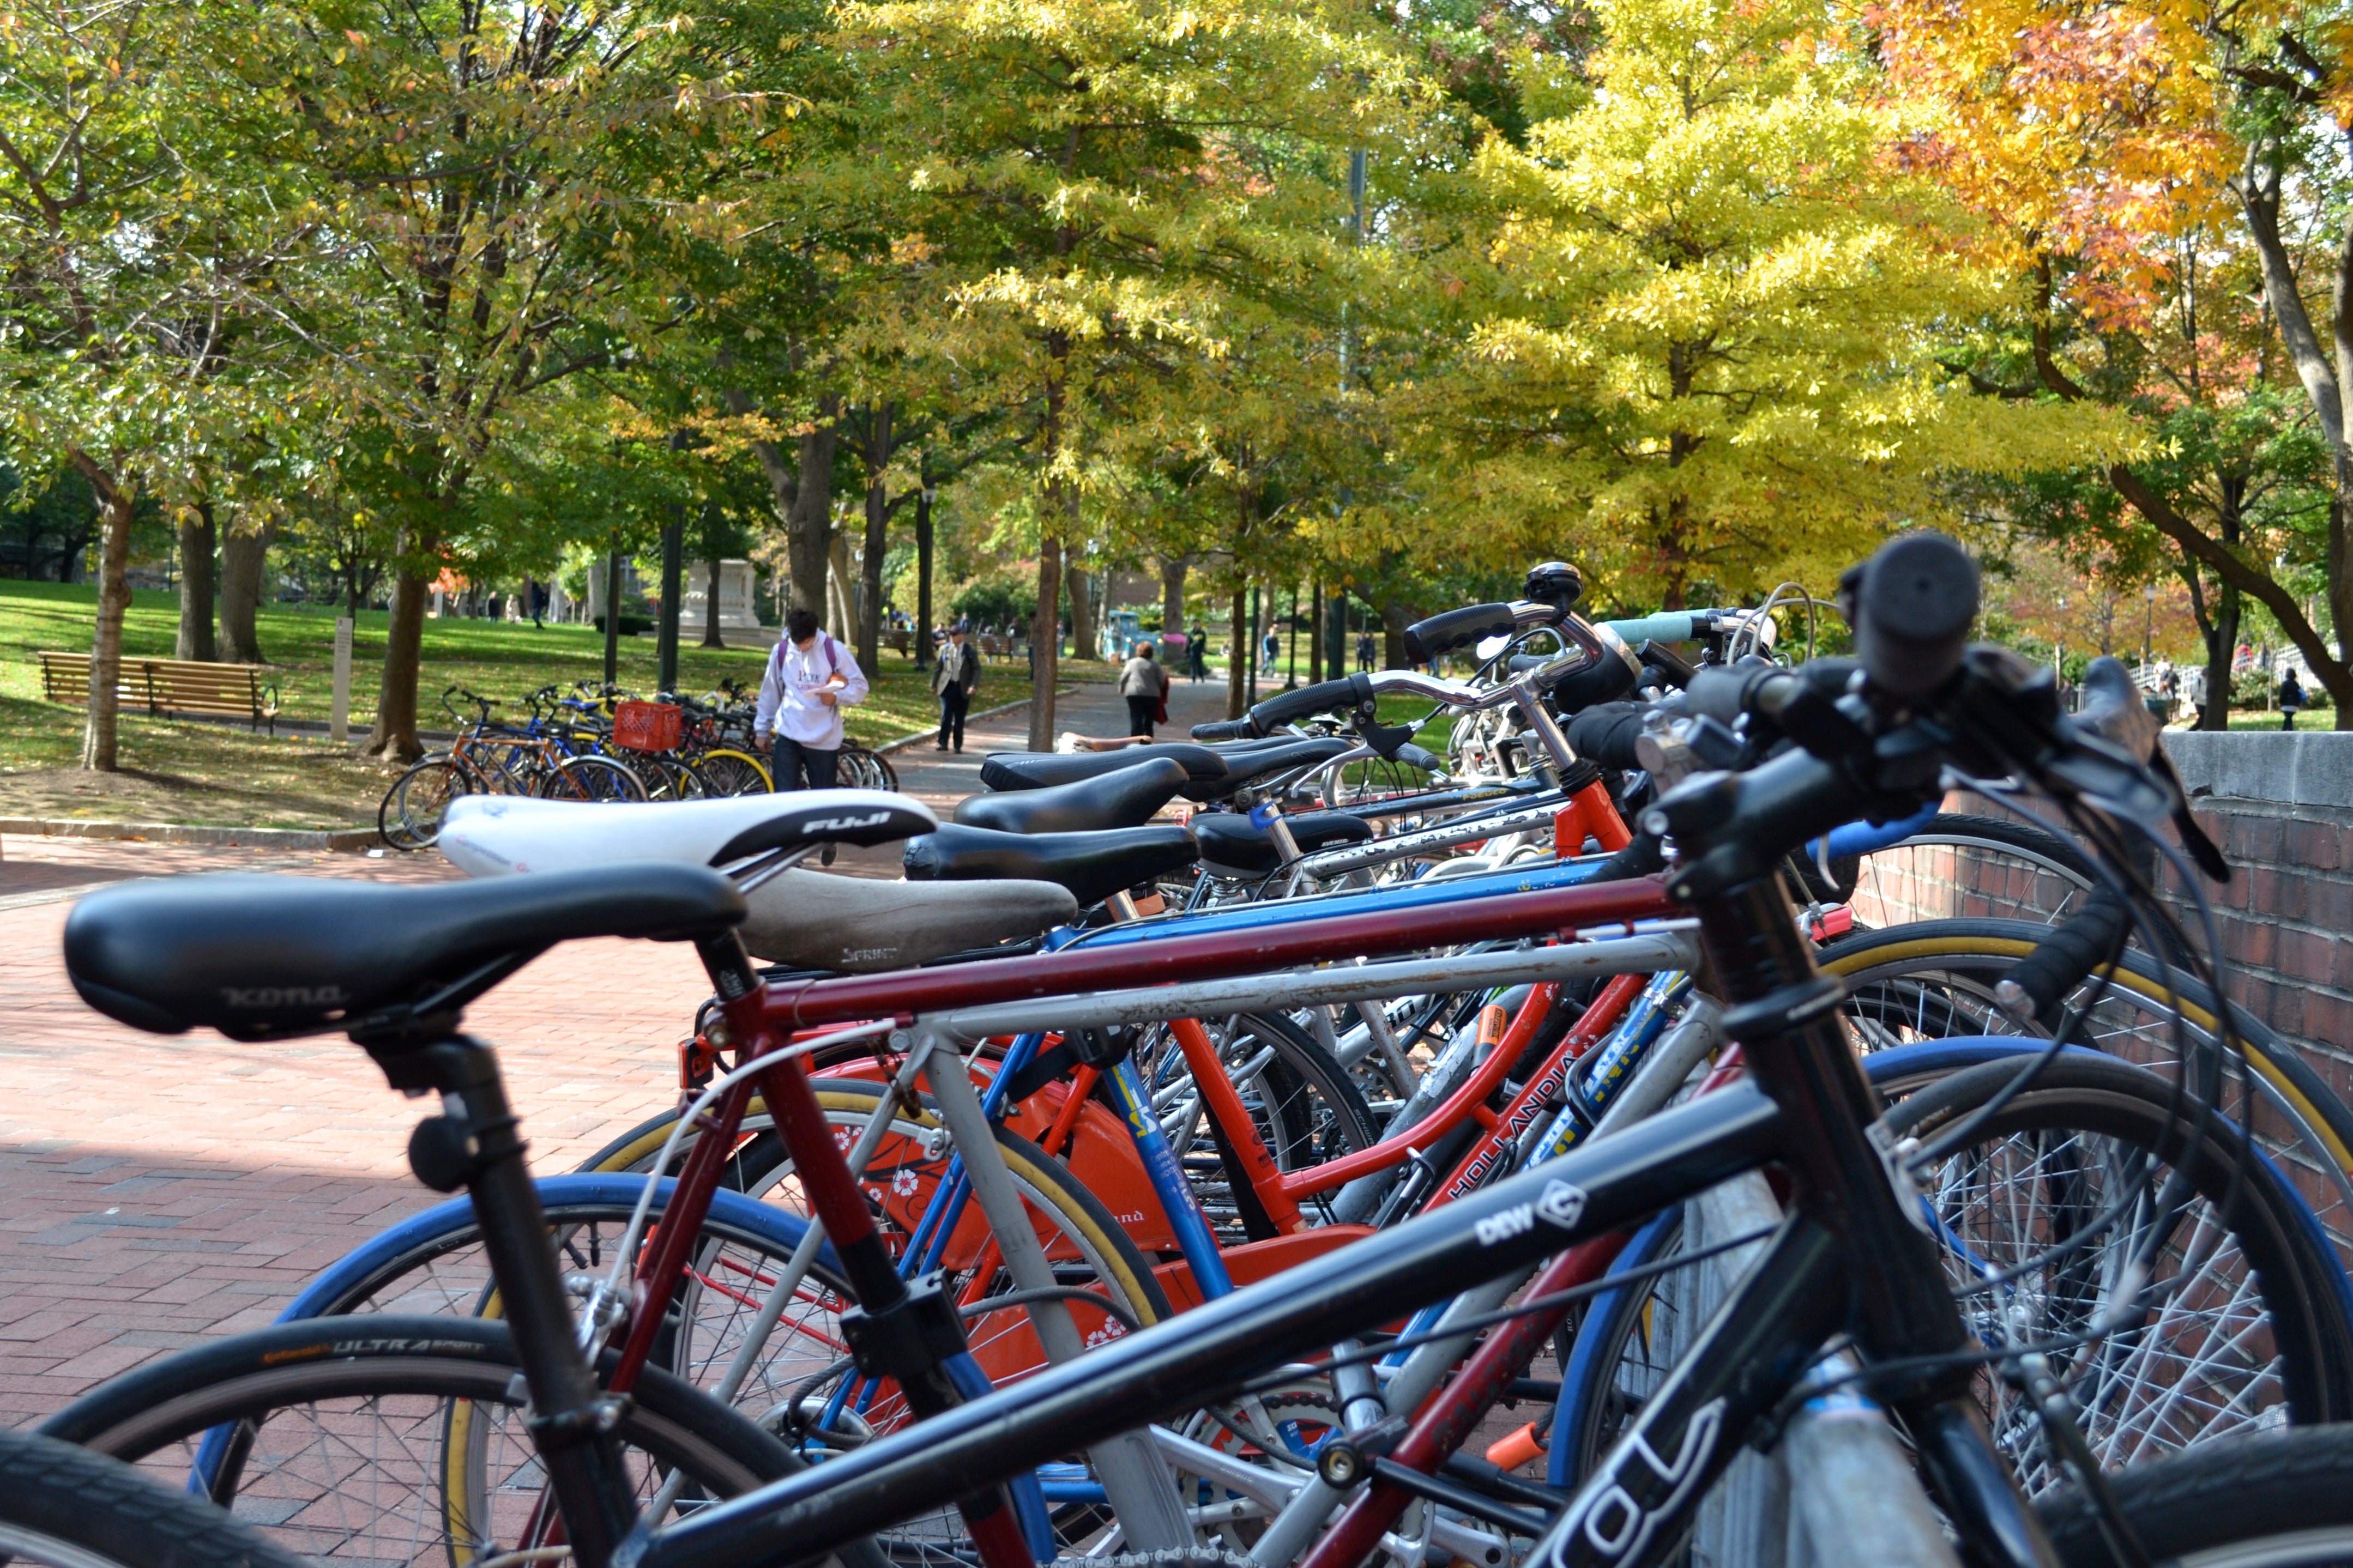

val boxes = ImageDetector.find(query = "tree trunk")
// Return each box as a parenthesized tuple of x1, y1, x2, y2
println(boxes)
(1246, 582, 1261, 704)
(704, 553, 725, 649)
(1381, 598, 1411, 670)
(363, 566, 431, 762)
(1066, 558, 1097, 662)
(2202, 584, 2240, 731)
(77, 461, 136, 772)
(788, 417, 837, 615)
(176, 505, 217, 662)
(1226, 583, 1248, 720)
(915, 488, 935, 669)
(1028, 506, 1068, 749)
(827, 531, 856, 641)
(1160, 556, 1187, 645)
(860, 469, 888, 673)
(218, 521, 270, 664)
(1309, 579, 1324, 685)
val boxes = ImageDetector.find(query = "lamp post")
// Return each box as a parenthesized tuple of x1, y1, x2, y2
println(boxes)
(2143, 582, 2157, 671)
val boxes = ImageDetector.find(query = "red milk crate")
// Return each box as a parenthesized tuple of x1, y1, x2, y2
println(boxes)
(612, 699, 684, 752)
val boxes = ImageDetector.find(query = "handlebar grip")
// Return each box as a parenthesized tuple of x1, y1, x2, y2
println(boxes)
(1685, 666, 1760, 726)
(1999, 883, 2133, 1026)
(1192, 718, 1257, 742)
(1638, 640, 1700, 689)
(1549, 649, 1640, 715)
(1567, 703, 1648, 771)
(1602, 613, 1704, 646)
(1402, 603, 1519, 665)
(1844, 532, 1978, 698)
(1248, 673, 1372, 730)
(1393, 742, 1444, 773)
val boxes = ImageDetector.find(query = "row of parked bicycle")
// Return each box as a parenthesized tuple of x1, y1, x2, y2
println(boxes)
(376, 680, 900, 849)
(15, 533, 2353, 1568)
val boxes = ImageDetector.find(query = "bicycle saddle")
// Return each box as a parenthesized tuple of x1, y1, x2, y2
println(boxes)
(902, 823, 1199, 907)
(743, 870, 1078, 973)
(952, 758, 1190, 835)
(1192, 810, 1375, 876)
(64, 864, 744, 1040)
(1191, 736, 1355, 800)
(438, 791, 937, 878)
(979, 744, 1228, 798)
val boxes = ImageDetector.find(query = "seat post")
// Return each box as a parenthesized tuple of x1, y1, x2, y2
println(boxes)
(377, 1034, 637, 1568)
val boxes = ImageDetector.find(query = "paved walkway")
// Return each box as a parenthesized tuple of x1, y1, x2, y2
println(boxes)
(0, 668, 1236, 1424)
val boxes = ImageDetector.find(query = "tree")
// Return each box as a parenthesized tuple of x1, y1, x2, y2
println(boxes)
(1873, 0, 2353, 722)
(837, 0, 1401, 744)
(210, 0, 780, 760)
(0, 1, 283, 768)
(1396, 0, 2122, 610)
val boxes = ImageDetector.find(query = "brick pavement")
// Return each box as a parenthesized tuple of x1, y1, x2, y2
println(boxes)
(0, 668, 1241, 1424)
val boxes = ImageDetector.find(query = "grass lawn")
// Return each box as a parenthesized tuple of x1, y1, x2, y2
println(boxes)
(0, 580, 1119, 830)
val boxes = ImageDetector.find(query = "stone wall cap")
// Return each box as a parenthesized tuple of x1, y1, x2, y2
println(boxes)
(2163, 730, 2353, 809)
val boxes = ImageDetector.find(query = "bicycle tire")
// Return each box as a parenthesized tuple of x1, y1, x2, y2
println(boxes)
(1554, 1048, 2353, 1495)
(696, 748, 774, 795)
(1131, 1011, 1379, 1242)
(1819, 916, 2353, 1264)
(582, 1080, 1173, 1330)
(620, 749, 707, 802)
(534, 753, 648, 802)
(38, 1316, 889, 1568)
(1845, 809, 2099, 928)
(377, 756, 477, 851)
(841, 745, 899, 792)
(0, 1426, 308, 1568)
(2036, 1424, 2353, 1567)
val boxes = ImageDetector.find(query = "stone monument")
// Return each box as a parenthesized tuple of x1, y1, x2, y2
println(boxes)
(682, 560, 777, 645)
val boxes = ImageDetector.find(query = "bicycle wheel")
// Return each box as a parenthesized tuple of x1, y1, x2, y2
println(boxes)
(1844, 810, 2098, 928)
(620, 750, 707, 802)
(1130, 1012, 1379, 1242)
(1554, 1049, 2353, 1494)
(696, 748, 774, 795)
(534, 754, 648, 802)
(377, 757, 476, 851)
(2037, 1425, 2353, 1567)
(39, 1316, 850, 1568)
(841, 745, 899, 791)
(0, 1426, 308, 1568)
(1820, 916, 2353, 1268)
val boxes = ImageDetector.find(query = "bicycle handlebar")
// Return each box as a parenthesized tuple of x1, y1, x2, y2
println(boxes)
(1840, 531, 1978, 698)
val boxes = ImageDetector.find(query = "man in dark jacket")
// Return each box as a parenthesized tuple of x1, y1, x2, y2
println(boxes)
(932, 619, 981, 751)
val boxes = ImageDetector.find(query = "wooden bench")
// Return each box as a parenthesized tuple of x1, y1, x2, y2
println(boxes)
(39, 651, 282, 734)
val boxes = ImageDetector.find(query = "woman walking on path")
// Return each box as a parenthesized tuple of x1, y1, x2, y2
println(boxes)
(1120, 641, 1171, 739)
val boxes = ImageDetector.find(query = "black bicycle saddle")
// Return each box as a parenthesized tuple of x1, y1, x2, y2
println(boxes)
(1193, 737, 1355, 800)
(979, 744, 1228, 797)
(952, 758, 1190, 835)
(1192, 811, 1375, 875)
(902, 824, 1200, 907)
(64, 865, 744, 1040)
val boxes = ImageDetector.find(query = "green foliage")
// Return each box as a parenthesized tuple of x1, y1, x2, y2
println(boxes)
(949, 574, 1039, 631)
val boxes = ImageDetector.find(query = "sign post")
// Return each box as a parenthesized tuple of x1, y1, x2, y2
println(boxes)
(331, 617, 353, 744)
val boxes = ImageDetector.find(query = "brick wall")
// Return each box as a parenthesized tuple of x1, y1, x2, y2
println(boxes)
(2138, 734, 2353, 1117)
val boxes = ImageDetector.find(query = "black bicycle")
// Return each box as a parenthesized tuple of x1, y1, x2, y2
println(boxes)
(51, 533, 2353, 1568)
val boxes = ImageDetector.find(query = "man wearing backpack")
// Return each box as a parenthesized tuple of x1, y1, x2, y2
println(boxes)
(754, 607, 869, 789)
(932, 619, 981, 752)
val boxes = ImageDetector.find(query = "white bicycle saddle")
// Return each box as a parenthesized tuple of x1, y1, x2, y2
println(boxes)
(439, 791, 937, 878)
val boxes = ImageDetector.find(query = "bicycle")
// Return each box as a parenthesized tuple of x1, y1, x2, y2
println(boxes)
(55, 533, 2353, 1568)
